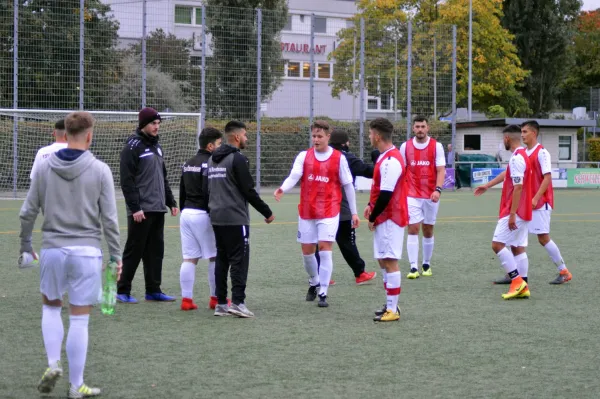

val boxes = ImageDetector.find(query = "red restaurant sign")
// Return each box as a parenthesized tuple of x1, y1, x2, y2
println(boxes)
(281, 42, 327, 54)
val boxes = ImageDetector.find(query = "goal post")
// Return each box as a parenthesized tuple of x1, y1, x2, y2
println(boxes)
(0, 108, 202, 199)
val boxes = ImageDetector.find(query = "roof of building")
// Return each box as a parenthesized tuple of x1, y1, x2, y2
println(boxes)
(456, 118, 597, 128)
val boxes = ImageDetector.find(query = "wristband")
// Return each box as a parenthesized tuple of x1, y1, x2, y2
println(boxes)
(435, 186, 442, 193)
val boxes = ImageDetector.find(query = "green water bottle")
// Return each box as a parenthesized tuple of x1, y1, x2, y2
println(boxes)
(101, 259, 118, 315)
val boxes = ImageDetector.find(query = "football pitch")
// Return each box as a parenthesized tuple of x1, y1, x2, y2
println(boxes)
(1, 189, 599, 398)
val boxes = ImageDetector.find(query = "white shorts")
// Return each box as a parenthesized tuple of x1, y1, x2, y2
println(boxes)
(493, 216, 529, 247)
(40, 247, 103, 306)
(408, 197, 440, 225)
(529, 208, 551, 235)
(374, 220, 405, 259)
(180, 210, 217, 260)
(297, 215, 340, 244)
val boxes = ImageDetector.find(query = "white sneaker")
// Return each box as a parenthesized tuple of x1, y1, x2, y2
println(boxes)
(68, 383, 101, 398)
(37, 362, 62, 393)
(228, 303, 255, 318)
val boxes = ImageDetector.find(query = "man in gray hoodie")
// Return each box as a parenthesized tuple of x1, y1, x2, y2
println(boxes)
(19, 111, 121, 399)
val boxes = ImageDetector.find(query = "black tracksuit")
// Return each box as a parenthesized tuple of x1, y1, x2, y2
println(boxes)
(316, 145, 375, 277)
(179, 149, 211, 212)
(118, 130, 177, 295)
(207, 144, 272, 306)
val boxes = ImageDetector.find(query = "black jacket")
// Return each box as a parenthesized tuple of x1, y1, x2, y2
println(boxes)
(180, 149, 211, 212)
(120, 129, 176, 215)
(332, 144, 375, 221)
(207, 144, 272, 226)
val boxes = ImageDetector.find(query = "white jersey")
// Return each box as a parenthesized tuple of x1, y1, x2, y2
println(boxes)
(30, 142, 68, 179)
(509, 150, 527, 186)
(377, 146, 403, 191)
(525, 144, 552, 175)
(399, 137, 446, 167)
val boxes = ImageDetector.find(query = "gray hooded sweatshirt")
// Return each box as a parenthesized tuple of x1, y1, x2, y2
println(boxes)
(19, 150, 121, 261)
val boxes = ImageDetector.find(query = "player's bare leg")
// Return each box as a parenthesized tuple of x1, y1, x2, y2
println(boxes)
(407, 223, 421, 278)
(374, 259, 401, 322)
(421, 224, 435, 276)
(538, 233, 572, 284)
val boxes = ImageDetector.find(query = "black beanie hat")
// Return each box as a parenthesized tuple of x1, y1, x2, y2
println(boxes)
(138, 107, 161, 129)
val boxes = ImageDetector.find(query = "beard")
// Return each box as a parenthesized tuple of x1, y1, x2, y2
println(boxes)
(504, 142, 510, 151)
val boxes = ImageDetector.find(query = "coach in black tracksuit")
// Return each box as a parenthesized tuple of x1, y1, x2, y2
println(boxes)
(117, 107, 178, 303)
(316, 129, 376, 282)
(206, 121, 274, 317)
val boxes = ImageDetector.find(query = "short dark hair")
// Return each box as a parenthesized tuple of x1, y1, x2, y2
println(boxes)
(311, 120, 331, 132)
(224, 120, 246, 134)
(54, 119, 65, 130)
(330, 128, 349, 146)
(413, 116, 428, 124)
(198, 127, 222, 149)
(65, 112, 94, 135)
(502, 124, 521, 134)
(369, 118, 394, 141)
(521, 120, 540, 133)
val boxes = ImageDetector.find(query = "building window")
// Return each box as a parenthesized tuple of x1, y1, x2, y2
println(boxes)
(464, 134, 481, 151)
(367, 99, 378, 110)
(317, 63, 331, 79)
(559, 135, 572, 160)
(366, 94, 393, 111)
(287, 62, 300, 78)
(175, 6, 193, 24)
(314, 17, 327, 33)
(195, 8, 203, 24)
(283, 15, 292, 31)
(284, 61, 333, 80)
(302, 62, 312, 78)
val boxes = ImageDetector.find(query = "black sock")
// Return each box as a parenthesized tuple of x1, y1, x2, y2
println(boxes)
(422, 263, 430, 271)
(522, 276, 528, 283)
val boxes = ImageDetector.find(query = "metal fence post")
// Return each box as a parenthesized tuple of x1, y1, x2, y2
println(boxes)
(359, 18, 365, 160)
(451, 26, 457, 169)
(394, 36, 398, 122)
(256, 9, 262, 193)
(200, 6, 206, 130)
(13, 0, 19, 198)
(79, 0, 84, 110)
(309, 13, 315, 145)
(141, 0, 147, 108)
(433, 34, 437, 119)
(406, 20, 412, 141)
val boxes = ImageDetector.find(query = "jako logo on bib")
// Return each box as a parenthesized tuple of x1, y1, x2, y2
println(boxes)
(308, 174, 329, 183)
(410, 160, 430, 166)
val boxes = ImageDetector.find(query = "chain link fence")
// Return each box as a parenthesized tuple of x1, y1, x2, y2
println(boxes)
(0, 2, 457, 197)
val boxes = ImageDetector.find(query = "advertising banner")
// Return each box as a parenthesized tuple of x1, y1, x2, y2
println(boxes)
(471, 168, 506, 188)
(551, 168, 568, 188)
(567, 168, 600, 188)
(443, 168, 455, 190)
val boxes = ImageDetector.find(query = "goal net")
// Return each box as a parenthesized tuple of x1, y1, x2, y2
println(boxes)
(0, 109, 201, 199)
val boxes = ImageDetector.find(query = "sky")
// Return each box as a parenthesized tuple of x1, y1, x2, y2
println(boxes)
(583, 0, 600, 11)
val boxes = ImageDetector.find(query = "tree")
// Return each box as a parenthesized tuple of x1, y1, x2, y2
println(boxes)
(329, 0, 530, 118)
(204, 0, 287, 119)
(563, 10, 600, 90)
(0, 0, 120, 110)
(503, 0, 581, 115)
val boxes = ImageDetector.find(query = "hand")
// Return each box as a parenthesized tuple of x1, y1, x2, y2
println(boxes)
(170, 207, 179, 217)
(132, 210, 145, 223)
(116, 260, 123, 281)
(474, 186, 488, 196)
(430, 191, 441, 203)
(351, 214, 360, 229)
(274, 188, 284, 202)
(508, 213, 517, 231)
(368, 221, 376, 231)
(363, 205, 372, 220)
(265, 215, 275, 224)
(532, 196, 539, 208)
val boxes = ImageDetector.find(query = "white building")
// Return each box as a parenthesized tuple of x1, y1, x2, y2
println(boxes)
(103, 0, 361, 120)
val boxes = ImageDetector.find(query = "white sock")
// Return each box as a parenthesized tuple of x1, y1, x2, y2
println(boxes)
(381, 268, 387, 289)
(42, 305, 64, 368)
(386, 271, 401, 311)
(66, 314, 89, 388)
(514, 253, 528, 279)
(407, 235, 419, 269)
(208, 261, 216, 297)
(496, 247, 518, 276)
(179, 261, 196, 299)
(303, 254, 319, 286)
(423, 236, 434, 265)
(544, 240, 567, 271)
(318, 251, 333, 297)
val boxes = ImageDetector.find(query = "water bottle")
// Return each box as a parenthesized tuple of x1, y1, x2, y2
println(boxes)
(101, 259, 118, 315)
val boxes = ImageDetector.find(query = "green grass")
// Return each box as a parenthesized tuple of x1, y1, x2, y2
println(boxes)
(1, 189, 600, 398)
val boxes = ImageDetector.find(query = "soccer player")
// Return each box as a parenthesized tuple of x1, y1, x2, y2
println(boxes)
(20, 111, 122, 398)
(274, 120, 359, 308)
(30, 119, 68, 179)
(364, 118, 408, 322)
(474, 125, 532, 299)
(492, 121, 572, 285)
(400, 116, 446, 278)
(179, 127, 231, 311)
